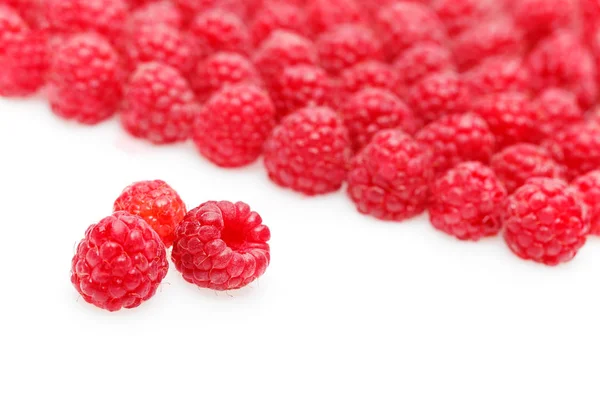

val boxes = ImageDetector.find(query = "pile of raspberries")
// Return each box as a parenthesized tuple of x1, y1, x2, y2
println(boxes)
(3, 0, 600, 300)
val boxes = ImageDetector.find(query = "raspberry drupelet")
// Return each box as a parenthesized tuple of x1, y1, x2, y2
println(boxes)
(504, 178, 589, 266)
(533, 88, 583, 140)
(113, 180, 187, 247)
(429, 162, 508, 241)
(171, 201, 271, 291)
(250, 2, 308, 47)
(71, 212, 169, 312)
(571, 170, 600, 235)
(543, 123, 600, 180)
(188, 9, 251, 59)
(463, 57, 530, 99)
(347, 129, 434, 221)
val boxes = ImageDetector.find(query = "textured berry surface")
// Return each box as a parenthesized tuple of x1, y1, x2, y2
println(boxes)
(347, 129, 433, 221)
(590, 107, 600, 127)
(433, 0, 494, 38)
(71, 212, 169, 312)
(504, 178, 589, 266)
(188, 9, 251, 59)
(415, 113, 495, 175)
(572, 170, 600, 235)
(250, 2, 308, 47)
(342, 88, 417, 151)
(429, 162, 508, 241)
(336, 61, 400, 101)
(491, 144, 567, 194)
(114, 180, 187, 247)
(264, 107, 352, 195)
(126, 1, 183, 33)
(463, 57, 530, 99)
(533, 89, 583, 140)
(305, 0, 364, 36)
(0, 4, 27, 52)
(194, 84, 276, 168)
(513, 0, 577, 45)
(171, 201, 271, 291)
(543, 123, 600, 180)
(122, 62, 200, 144)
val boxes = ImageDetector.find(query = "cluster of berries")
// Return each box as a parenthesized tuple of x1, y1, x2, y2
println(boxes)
(2, 0, 600, 270)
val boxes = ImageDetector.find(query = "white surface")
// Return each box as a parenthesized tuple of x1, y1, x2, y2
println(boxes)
(1, 97, 599, 400)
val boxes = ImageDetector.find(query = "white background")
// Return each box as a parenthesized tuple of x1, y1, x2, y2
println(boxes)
(1, 97, 599, 399)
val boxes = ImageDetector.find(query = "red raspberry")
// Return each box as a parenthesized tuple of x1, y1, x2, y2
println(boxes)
(491, 144, 567, 194)
(122, 62, 200, 145)
(249, 2, 308, 47)
(315, 24, 383, 76)
(71, 212, 169, 312)
(463, 57, 530, 99)
(433, 0, 496, 38)
(48, 33, 122, 124)
(513, 0, 578, 45)
(305, 0, 364, 37)
(194, 84, 276, 168)
(0, 4, 27, 51)
(347, 129, 433, 221)
(526, 31, 598, 109)
(582, 0, 600, 36)
(264, 107, 351, 195)
(572, 170, 600, 235)
(336, 61, 400, 102)
(504, 178, 589, 266)
(0, 0, 43, 28)
(533, 88, 583, 140)
(415, 112, 495, 175)
(375, 2, 447, 61)
(171, 201, 271, 291)
(188, 9, 251, 59)
(543, 123, 600, 180)
(590, 107, 600, 127)
(341, 88, 417, 151)
(473, 92, 539, 150)
(191, 52, 261, 103)
(407, 72, 471, 127)
(113, 180, 187, 247)
(429, 162, 507, 241)
(171, 0, 217, 25)
(125, 1, 183, 33)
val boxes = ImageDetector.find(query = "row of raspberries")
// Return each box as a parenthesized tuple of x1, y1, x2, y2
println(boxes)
(72, 180, 271, 311)
(2, 0, 600, 269)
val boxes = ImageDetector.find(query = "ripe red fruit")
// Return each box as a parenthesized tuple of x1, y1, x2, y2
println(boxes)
(533, 88, 583, 140)
(0, 4, 27, 52)
(543, 123, 600, 180)
(171, 201, 271, 291)
(0, 0, 43, 28)
(463, 57, 530, 99)
(590, 107, 600, 127)
(513, 0, 578, 45)
(71, 212, 169, 312)
(264, 107, 352, 195)
(429, 162, 508, 241)
(125, 1, 183, 33)
(305, 0, 365, 36)
(188, 9, 251, 59)
(571, 170, 600, 235)
(504, 178, 589, 266)
(336, 61, 400, 101)
(433, 0, 495, 38)
(122, 62, 200, 145)
(250, 2, 308, 47)
(490, 144, 567, 194)
(194, 84, 276, 168)
(171, 0, 217, 25)
(347, 129, 434, 221)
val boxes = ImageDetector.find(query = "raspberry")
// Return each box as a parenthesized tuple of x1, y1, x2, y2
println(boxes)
(194, 84, 276, 168)
(305, 0, 365, 37)
(433, 0, 495, 38)
(125, 1, 183, 33)
(543, 123, 600, 180)
(526, 31, 598, 109)
(0, 4, 27, 52)
(341, 88, 417, 151)
(392, 43, 455, 99)
(582, 0, 600, 38)
(463, 57, 530, 99)
(315, 24, 383, 76)
(533, 88, 583, 140)
(122, 62, 199, 145)
(171, 0, 217, 25)
(590, 107, 600, 127)
(113, 180, 187, 247)
(473, 92, 539, 150)
(375, 2, 447, 61)
(415, 112, 495, 175)
(504, 178, 589, 266)
(513, 0, 578, 45)
(491, 144, 567, 194)
(429, 162, 507, 241)
(71, 212, 169, 312)
(191, 52, 261, 103)
(171, 201, 271, 291)
(188, 9, 251, 59)
(336, 61, 400, 102)
(572, 170, 600, 235)
(264, 107, 351, 195)
(48, 33, 122, 124)
(250, 2, 308, 47)
(347, 129, 433, 221)
(407, 72, 471, 127)
(0, 0, 43, 28)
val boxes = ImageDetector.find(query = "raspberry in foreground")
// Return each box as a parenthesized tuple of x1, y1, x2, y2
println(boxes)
(533, 88, 583, 140)
(194, 84, 276, 168)
(171, 201, 271, 291)
(264, 107, 352, 195)
(188, 9, 251, 59)
(463, 57, 530, 99)
(347, 129, 434, 221)
(572, 170, 600, 235)
(429, 162, 508, 241)
(122, 62, 200, 145)
(71, 212, 169, 312)
(543, 123, 600, 180)
(504, 178, 589, 266)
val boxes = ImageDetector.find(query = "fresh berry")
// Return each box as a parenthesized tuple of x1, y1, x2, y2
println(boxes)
(305, 0, 364, 36)
(191, 52, 261, 103)
(433, 0, 494, 38)
(491, 144, 567, 194)
(429, 162, 507, 241)
(336, 61, 400, 101)
(407, 72, 471, 127)
(250, 2, 308, 47)
(533, 88, 583, 140)
(590, 107, 600, 126)
(341, 88, 417, 151)
(188, 9, 251, 59)
(504, 178, 589, 266)
(171, 0, 217, 25)
(194, 84, 276, 168)
(347, 129, 433, 221)
(0, 0, 43, 28)
(375, 2, 447, 61)
(581, 0, 600, 37)
(463, 57, 530, 99)
(513, 0, 578, 45)
(543, 123, 600, 180)
(415, 113, 495, 175)
(572, 170, 600, 235)
(0, 4, 27, 53)
(473, 92, 539, 149)
(264, 107, 352, 195)
(122, 62, 200, 145)
(71, 211, 169, 311)
(125, 0, 183, 34)
(48, 33, 122, 124)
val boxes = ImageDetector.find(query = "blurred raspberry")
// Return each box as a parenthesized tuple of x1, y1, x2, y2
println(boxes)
(513, 0, 578, 45)
(572, 170, 600, 235)
(433, 0, 495, 38)
(336, 61, 400, 102)
(125, 1, 183, 35)
(0, 0, 43, 28)
(171, 0, 217, 25)
(463, 57, 530, 99)
(188, 9, 251, 59)
(581, 0, 600, 38)
(543, 123, 600, 180)
(533, 88, 583, 140)
(250, 2, 308, 47)
(590, 107, 600, 126)
(305, 0, 365, 37)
